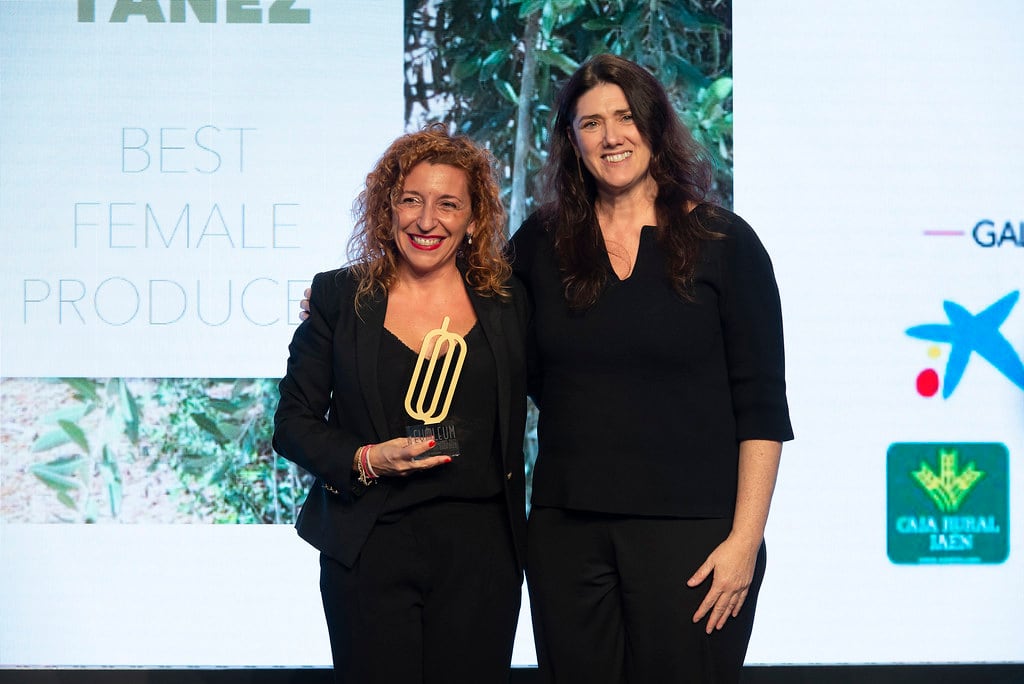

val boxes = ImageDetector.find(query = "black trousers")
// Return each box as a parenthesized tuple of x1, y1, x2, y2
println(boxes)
(319, 497, 522, 684)
(526, 507, 767, 684)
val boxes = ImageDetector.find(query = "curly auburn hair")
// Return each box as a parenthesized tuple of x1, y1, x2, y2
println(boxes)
(347, 123, 510, 309)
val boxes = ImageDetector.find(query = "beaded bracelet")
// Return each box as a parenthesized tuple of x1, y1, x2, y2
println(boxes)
(355, 444, 377, 486)
(363, 444, 379, 479)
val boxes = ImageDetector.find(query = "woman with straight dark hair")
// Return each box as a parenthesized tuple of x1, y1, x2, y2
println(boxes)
(511, 53, 793, 683)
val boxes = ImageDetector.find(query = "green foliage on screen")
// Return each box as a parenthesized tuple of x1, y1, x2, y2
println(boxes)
(30, 377, 310, 524)
(145, 378, 309, 524)
(31, 378, 139, 523)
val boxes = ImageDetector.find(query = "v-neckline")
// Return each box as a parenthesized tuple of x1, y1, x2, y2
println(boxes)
(382, 321, 479, 358)
(603, 225, 655, 283)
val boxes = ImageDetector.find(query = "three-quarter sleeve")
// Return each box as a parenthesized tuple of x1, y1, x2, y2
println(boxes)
(715, 213, 794, 443)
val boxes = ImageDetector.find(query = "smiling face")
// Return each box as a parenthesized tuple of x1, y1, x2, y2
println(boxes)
(392, 161, 475, 279)
(570, 82, 655, 201)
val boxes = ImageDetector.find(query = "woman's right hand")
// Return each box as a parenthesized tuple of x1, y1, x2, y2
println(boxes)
(359, 438, 452, 477)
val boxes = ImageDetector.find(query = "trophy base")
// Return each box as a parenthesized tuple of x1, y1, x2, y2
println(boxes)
(407, 423, 459, 459)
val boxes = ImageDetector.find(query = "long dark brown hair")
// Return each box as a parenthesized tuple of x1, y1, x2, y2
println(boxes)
(538, 53, 720, 308)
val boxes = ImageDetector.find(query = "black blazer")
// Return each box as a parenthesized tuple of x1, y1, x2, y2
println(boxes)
(273, 267, 530, 569)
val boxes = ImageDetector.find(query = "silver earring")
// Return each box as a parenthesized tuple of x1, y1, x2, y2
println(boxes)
(467, 233, 473, 246)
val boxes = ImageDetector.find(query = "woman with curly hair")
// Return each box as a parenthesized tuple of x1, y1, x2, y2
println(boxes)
(274, 124, 529, 684)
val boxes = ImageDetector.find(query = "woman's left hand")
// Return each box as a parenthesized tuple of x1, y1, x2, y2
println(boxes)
(686, 534, 760, 634)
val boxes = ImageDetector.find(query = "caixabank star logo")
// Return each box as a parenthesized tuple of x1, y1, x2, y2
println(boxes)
(905, 290, 1024, 398)
(887, 443, 1008, 564)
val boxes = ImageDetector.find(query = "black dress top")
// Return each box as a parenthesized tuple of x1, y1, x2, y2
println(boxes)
(378, 322, 503, 512)
(510, 204, 794, 518)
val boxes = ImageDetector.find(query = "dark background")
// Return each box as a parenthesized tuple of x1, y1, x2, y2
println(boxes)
(3, 665, 1024, 684)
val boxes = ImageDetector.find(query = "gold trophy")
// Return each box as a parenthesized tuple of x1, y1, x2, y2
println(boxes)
(404, 316, 466, 458)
